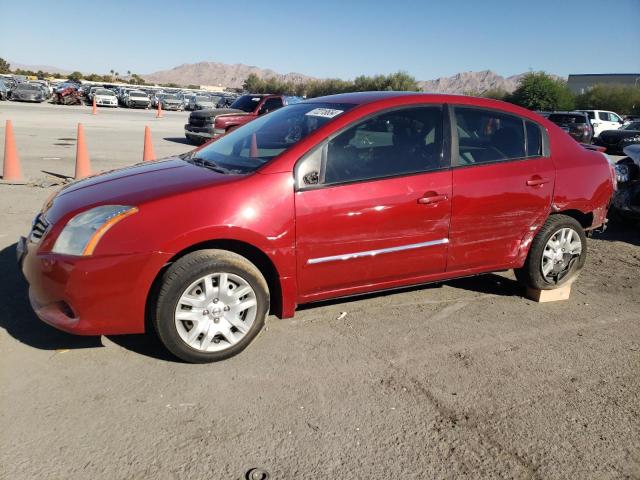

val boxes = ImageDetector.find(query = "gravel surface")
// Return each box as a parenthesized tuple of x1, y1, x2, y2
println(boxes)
(0, 103, 639, 479)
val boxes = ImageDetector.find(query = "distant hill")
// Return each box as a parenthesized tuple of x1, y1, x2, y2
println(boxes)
(9, 61, 72, 75)
(142, 61, 315, 88)
(8, 60, 563, 94)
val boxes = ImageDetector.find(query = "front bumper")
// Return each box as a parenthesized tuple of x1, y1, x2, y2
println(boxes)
(184, 124, 216, 140)
(19, 237, 172, 336)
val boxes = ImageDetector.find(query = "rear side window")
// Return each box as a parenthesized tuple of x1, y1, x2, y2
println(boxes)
(454, 107, 525, 165)
(598, 111, 610, 121)
(526, 121, 542, 157)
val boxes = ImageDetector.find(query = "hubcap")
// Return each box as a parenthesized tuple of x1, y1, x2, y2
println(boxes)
(541, 227, 582, 283)
(174, 272, 258, 352)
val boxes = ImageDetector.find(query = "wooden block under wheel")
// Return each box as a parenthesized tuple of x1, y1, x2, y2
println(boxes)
(526, 283, 573, 303)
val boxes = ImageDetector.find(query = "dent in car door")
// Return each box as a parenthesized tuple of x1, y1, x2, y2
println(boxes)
(447, 108, 554, 271)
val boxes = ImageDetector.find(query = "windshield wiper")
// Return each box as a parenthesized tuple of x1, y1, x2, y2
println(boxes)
(188, 156, 230, 174)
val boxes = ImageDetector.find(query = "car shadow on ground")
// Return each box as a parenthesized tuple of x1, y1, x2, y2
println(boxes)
(297, 272, 521, 312)
(163, 137, 194, 146)
(0, 243, 102, 351)
(593, 219, 640, 246)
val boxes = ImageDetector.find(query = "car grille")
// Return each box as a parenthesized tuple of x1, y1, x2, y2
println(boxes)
(190, 116, 214, 127)
(29, 213, 50, 243)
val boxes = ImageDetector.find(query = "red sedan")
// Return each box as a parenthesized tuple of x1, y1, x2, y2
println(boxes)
(18, 92, 615, 363)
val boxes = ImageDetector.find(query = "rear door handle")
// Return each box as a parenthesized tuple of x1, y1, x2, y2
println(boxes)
(526, 177, 551, 187)
(418, 194, 448, 205)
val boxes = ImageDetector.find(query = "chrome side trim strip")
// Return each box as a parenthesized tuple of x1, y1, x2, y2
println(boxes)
(307, 238, 449, 265)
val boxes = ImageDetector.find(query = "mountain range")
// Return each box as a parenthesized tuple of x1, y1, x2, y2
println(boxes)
(9, 60, 560, 94)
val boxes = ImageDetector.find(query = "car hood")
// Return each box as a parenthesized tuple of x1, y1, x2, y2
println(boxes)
(44, 158, 241, 224)
(600, 129, 639, 139)
(190, 108, 244, 119)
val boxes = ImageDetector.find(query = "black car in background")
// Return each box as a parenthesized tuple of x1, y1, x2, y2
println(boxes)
(596, 121, 640, 154)
(547, 111, 593, 144)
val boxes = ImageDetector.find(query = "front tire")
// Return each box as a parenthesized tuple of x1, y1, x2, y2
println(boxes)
(153, 250, 269, 363)
(515, 214, 587, 290)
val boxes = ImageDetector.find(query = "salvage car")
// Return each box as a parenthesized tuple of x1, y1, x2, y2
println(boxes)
(611, 144, 640, 222)
(184, 94, 291, 143)
(18, 92, 615, 363)
(187, 94, 216, 111)
(10, 83, 46, 102)
(159, 93, 183, 111)
(125, 90, 150, 108)
(547, 112, 593, 144)
(596, 121, 640, 154)
(93, 88, 118, 107)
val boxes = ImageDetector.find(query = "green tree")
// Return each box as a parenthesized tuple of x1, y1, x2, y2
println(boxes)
(0, 58, 10, 74)
(507, 72, 574, 111)
(187, 84, 200, 90)
(68, 71, 84, 82)
(575, 84, 640, 115)
(482, 88, 509, 101)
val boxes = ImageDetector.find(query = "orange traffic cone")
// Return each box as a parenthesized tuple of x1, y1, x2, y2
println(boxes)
(156, 101, 163, 118)
(92, 96, 97, 115)
(250, 132, 258, 158)
(143, 126, 156, 161)
(74, 123, 92, 179)
(2, 120, 24, 182)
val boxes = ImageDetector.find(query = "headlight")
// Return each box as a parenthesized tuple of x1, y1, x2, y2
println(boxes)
(615, 164, 631, 183)
(52, 205, 138, 256)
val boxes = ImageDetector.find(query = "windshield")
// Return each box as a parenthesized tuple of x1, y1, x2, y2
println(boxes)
(95, 89, 114, 96)
(130, 91, 147, 98)
(18, 84, 40, 91)
(185, 102, 353, 173)
(196, 95, 211, 102)
(164, 94, 178, 100)
(230, 95, 263, 113)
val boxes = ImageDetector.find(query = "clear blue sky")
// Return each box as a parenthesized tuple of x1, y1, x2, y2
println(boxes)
(1, 0, 638, 79)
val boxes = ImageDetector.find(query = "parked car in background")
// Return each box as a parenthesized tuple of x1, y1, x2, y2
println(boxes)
(93, 88, 118, 107)
(547, 111, 593, 144)
(0, 79, 8, 100)
(184, 94, 294, 143)
(10, 83, 47, 102)
(187, 94, 217, 111)
(160, 93, 183, 111)
(18, 92, 615, 363)
(577, 110, 623, 138)
(611, 144, 640, 222)
(622, 115, 640, 126)
(125, 90, 150, 108)
(596, 121, 640, 154)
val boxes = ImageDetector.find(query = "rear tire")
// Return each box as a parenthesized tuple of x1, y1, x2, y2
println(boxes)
(153, 250, 269, 363)
(515, 214, 587, 290)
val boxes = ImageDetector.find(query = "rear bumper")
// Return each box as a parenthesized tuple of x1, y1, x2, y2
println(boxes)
(20, 238, 172, 336)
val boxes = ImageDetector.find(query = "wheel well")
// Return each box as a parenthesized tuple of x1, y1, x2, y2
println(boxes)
(145, 240, 284, 330)
(554, 210, 593, 229)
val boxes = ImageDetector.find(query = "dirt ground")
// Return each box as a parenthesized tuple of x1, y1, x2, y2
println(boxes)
(1, 103, 639, 479)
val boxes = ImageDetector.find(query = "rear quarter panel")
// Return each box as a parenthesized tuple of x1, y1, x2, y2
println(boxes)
(546, 122, 614, 227)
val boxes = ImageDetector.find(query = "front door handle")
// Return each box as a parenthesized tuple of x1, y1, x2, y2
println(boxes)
(526, 176, 551, 187)
(418, 193, 448, 205)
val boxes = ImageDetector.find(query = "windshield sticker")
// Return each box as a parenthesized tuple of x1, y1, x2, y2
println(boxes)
(305, 108, 344, 119)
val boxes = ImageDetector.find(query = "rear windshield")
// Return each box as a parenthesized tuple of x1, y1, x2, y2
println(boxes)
(548, 114, 587, 124)
(185, 102, 354, 173)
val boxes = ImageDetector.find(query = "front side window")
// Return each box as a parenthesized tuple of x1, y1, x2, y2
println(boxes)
(320, 106, 444, 185)
(454, 107, 525, 165)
